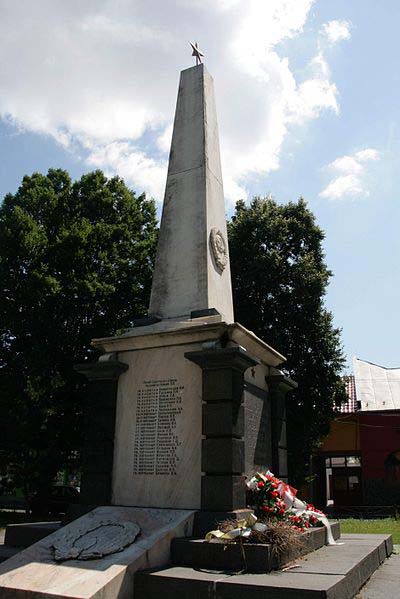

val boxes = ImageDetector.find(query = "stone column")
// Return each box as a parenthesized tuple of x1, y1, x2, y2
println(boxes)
(74, 358, 128, 505)
(266, 373, 297, 481)
(185, 346, 258, 511)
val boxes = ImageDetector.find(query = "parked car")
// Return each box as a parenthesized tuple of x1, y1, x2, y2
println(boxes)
(27, 484, 80, 517)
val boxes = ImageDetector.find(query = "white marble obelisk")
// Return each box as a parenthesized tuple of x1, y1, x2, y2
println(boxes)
(90, 63, 284, 512)
(149, 64, 234, 323)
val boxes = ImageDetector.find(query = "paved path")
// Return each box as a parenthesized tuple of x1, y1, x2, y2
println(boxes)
(359, 553, 400, 598)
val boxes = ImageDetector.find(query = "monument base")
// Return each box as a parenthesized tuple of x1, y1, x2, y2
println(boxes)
(172, 521, 341, 573)
(87, 315, 289, 513)
(0, 506, 195, 599)
(136, 532, 393, 599)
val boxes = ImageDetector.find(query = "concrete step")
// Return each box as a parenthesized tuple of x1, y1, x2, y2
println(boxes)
(4, 521, 61, 548)
(135, 533, 393, 599)
(171, 522, 340, 573)
(358, 552, 400, 598)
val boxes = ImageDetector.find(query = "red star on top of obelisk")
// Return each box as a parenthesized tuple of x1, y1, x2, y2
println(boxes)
(190, 41, 204, 66)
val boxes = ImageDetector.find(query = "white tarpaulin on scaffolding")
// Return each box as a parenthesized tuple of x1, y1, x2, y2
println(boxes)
(353, 357, 400, 411)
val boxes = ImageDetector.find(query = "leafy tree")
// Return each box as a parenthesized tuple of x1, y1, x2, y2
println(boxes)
(228, 197, 346, 484)
(0, 169, 157, 494)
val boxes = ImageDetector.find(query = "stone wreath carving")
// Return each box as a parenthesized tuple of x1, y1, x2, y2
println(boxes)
(51, 519, 141, 562)
(210, 227, 228, 271)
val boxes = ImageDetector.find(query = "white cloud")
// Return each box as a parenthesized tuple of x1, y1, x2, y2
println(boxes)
(355, 148, 380, 162)
(329, 156, 364, 175)
(320, 148, 380, 200)
(322, 20, 351, 44)
(319, 175, 363, 200)
(86, 142, 167, 200)
(288, 53, 338, 121)
(0, 0, 343, 205)
(156, 124, 173, 154)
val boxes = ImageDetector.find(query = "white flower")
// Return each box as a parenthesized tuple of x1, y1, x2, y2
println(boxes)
(246, 477, 258, 491)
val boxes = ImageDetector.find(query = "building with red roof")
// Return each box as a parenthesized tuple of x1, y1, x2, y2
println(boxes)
(314, 358, 400, 508)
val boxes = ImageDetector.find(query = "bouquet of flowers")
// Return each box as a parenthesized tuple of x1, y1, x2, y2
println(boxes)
(206, 470, 338, 547)
(246, 471, 328, 534)
(246, 472, 289, 521)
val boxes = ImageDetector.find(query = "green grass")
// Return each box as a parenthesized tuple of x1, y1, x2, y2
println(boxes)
(339, 518, 400, 544)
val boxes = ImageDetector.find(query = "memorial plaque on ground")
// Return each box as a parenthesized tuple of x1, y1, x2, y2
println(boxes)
(0, 506, 195, 599)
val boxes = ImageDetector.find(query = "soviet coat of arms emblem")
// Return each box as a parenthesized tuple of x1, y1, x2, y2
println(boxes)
(51, 519, 141, 561)
(210, 227, 228, 272)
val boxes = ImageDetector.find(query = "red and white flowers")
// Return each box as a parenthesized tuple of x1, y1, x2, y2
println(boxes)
(206, 471, 340, 546)
(246, 471, 327, 534)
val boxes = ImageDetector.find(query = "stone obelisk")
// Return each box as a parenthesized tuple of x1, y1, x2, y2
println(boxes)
(86, 60, 288, 515)
(149, 64, 234, 323)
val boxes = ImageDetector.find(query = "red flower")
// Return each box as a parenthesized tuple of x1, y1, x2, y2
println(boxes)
(257, 481, 265, 489)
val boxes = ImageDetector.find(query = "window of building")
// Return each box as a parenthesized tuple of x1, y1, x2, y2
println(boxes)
(385, 450, 400, 485)
(331, 457, 346, 467)
(325, 456, 361, 468)
(324, 454, 363, 506)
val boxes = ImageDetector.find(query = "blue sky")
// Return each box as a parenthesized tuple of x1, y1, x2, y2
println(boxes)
(0, 0, 399, 369)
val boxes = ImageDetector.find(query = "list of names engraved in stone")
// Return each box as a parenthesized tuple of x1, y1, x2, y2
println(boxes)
(133, 378, 183, 476)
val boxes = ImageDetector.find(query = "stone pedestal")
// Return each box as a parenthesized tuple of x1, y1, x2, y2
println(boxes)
(87, 317, 290, 514)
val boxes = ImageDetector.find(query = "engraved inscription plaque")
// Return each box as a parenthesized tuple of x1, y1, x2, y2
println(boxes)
(113, 343, 202, 508)
(133, 378, 183, 476)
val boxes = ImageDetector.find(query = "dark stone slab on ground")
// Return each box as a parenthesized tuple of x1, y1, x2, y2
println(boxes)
(135, 566, 231, 599)
(4, 521, 61, 548)
(216, 571, 351, 599)
(359, 553, 400, 598)
(172, 522, 341, 573)
(340, 534, 393, 557)
(136, 533, 392, 599)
